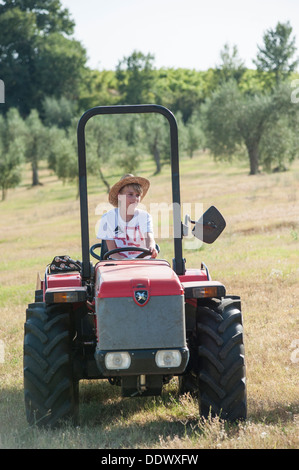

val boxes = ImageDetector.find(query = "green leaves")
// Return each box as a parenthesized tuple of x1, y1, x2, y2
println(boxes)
(254, 21, 299, 87)
(0, 108, 26, 200)
(0, 0, 75, 35)
(116, 50, 156, 104)
(202, 79, 299, 174)
(0, 1, 86, 115)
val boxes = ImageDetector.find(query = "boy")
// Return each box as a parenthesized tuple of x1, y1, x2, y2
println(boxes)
(97, 174, 158, 259)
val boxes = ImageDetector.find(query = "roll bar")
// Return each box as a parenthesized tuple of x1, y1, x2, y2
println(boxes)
(77, 104, 185, 279)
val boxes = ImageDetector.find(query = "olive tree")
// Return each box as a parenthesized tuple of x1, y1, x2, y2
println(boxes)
(202, 80, 298, 174)
(0, 108, 26, 200)
(254, 21, 299, 87)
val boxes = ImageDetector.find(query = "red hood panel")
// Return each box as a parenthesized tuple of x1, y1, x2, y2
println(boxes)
(46, 272, 82, 289)
(96, 260, 184, 298)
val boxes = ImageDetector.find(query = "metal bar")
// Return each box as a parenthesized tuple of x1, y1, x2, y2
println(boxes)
(77, 105, 185, 279)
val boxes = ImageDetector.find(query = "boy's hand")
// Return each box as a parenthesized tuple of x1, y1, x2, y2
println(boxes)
(146, 233, 158, 258)
(149, 246, 158, 258)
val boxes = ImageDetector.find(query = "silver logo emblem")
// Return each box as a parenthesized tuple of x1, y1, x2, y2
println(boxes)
(134, 290, 148, 306)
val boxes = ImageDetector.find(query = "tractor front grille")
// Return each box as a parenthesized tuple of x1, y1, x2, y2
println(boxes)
(95, 294, 186, 351)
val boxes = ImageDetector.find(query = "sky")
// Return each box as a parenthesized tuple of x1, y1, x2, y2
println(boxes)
(60, 0, 299, 71)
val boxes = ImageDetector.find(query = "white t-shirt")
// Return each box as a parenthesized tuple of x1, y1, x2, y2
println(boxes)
(97, 208, 153, 258)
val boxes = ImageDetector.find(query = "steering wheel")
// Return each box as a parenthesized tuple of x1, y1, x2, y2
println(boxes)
(90, 243, 102, 261)
(103, 247, 152, 260)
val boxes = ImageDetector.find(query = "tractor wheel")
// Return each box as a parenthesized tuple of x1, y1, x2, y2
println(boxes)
(24, 302, 79, 427)
(195, 297, 247, 421)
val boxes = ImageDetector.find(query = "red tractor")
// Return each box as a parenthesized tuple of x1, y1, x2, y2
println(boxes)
(23, 105, 247, 427)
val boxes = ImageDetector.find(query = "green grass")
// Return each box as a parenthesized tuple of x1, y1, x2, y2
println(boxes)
(0, 154, 298, 449)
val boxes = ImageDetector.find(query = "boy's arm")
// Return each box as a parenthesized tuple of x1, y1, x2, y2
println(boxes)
(106, 236, 158, 259)
(106, 240, 117, 251)
(145, 233, 158, 258)
(105, 239, 126, 259)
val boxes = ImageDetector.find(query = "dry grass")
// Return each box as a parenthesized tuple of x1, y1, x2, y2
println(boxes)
(0, 152, 298, 449)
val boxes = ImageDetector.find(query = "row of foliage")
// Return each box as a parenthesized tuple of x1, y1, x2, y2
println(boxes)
(1, 1, 299, 199)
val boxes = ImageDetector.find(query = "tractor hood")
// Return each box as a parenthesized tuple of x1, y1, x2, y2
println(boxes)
(95, 259, 184, 300)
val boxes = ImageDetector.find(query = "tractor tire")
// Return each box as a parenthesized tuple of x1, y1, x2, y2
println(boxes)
(34, 289, 43, 302)
(24, 302, 79, 427)
(196, 297, 247, 421)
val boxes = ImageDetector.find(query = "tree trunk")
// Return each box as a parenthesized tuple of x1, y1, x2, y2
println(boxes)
(32, 161, 42, 186)
(99, 167, 110, 193)
(153, 137, 161, 174)
(247, 141, 260, 175)
(1, 186, 7, 201)
(153, 147, 161, 174)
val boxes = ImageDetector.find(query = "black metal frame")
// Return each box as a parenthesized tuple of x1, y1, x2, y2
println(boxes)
(77, 104, 185, 279)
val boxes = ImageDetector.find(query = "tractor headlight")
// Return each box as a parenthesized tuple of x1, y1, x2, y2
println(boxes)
(155, 350, 182, 368)
(105, 352, 131, 370)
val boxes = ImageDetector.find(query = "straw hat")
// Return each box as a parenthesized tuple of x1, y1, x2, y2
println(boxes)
(108, 174, 150, 207)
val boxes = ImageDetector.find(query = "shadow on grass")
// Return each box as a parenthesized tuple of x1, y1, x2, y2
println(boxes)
(248, 400, 299, 426)
(1, 380, 298, 449)
(77, 379, 299, 447)
(77, 379, 199, 448)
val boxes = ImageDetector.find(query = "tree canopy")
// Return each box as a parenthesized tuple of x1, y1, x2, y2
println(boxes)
(202, 80, 299, 174)
(254, 21, 299, 87)
(0, 12, 299, 197)
(0, 0, 87, 116)
(116, 50, 156, 104)
(0, 108, 26, 200)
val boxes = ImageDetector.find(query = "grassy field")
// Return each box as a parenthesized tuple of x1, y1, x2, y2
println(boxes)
(0, 150, 298, 449)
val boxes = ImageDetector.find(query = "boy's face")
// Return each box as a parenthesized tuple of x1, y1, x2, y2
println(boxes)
(118, 185, 141, 214)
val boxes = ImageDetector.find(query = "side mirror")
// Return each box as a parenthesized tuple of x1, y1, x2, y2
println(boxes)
(192, 206, 226, 244)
